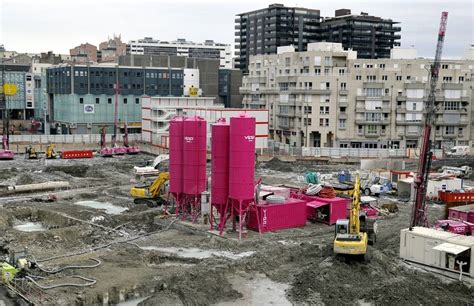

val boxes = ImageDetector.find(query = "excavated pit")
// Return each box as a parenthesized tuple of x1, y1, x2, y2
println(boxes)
(0, 154, 473, 305)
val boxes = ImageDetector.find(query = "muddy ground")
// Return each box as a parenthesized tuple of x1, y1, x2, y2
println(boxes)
(0, 154, 472, 305)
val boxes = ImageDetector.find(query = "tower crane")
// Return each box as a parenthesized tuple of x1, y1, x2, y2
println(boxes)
(410, 12, 448, 229)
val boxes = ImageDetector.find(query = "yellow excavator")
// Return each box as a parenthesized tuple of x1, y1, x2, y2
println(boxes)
(333, 174, 377, 260)
(46, 144, 57, 159)
(25, 145, 38, 159)
(130, 172, 169, 207)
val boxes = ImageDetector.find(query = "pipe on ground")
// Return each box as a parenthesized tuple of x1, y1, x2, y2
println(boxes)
(7, 181, 70, 193)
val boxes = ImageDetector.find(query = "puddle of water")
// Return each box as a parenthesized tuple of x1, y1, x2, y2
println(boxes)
(217, 274, 291, 306)
(74, 200, 128, 215)
(13, 222, 47, 232)
(117, 296, 150, 306)
(139, 247, 255, 260)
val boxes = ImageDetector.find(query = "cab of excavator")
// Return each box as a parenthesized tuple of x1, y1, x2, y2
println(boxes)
(335, 219, 349, 236)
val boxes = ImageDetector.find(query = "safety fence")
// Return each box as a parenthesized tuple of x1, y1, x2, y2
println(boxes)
(10, 134, 142, 144)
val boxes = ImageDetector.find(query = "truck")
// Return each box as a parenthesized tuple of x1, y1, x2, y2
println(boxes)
(446, 146, 470, 157)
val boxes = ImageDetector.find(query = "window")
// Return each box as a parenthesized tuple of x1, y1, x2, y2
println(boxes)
(366, 75, 376, 82)
(340, 107, 346, 113)
(315, 68, 321, 75)
(406, 76, 411, 80)
(367, 125, 377, 134)
(108, 98, 112, 104)
(320, 106, 329, 115)
(79, 98, 84, 104)
(358, 125, 363, 134)
(445, 126, 455, 135)
(365, 88, 382, 97)
(382, 75, 388, 81)
(340, 82, 347, 90)
(136, 98, 140, 104)
(459, 76, 464, 82)
(354, 64, 360, 68)
(441, 64, 449, 69)
(366, 113, 382, 122)
(95, 98, 100, 104)
(444, 101, 460, 110)
(396, 76, 402, 81)
(324, 68, 330, 75)
(339, 119, 346, 128)
(366, 64, 374, 69)
(356, 75, 362, 80)
(458, 127, 463, 135)
(379, 64, 386, 69)
(304, 106, 312, 114)
(304, 118, 312, 126)
(74, 71, 79, 77)
(124, 98, 128, 104)
(319, 118, 329, 127)
(285, 57, 291, 66)
(442, 76, 453, 83)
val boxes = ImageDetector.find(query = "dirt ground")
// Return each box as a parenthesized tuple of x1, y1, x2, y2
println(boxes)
(0, 154, 473, 305)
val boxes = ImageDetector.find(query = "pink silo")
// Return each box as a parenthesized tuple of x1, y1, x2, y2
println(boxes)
(183, 116, 207, 195)
(169, 117, 185, 194)
(211, 118, 230, 205)
(229, 114, 256, 200)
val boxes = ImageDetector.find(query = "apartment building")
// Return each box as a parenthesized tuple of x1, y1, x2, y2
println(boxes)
(241, 43, 474, 149)
(127, 38, 232, 68)
(235, 4, 401, 71)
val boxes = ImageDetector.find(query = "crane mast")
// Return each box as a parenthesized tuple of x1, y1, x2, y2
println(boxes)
(410, 12, 448, 229)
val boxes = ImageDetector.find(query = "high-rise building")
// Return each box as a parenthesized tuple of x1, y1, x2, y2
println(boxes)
(235, 4, 401, 71)
(240, 43, 474, 149)
(234, 4, 321, 72)
(127, 38, 232, 68)
(320, 9, 401, 59)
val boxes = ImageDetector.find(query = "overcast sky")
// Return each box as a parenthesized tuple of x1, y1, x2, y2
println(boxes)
(1, 0, 473, 58)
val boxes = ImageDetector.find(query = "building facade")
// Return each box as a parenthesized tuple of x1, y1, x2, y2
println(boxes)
(98, 35, 127, 63)
(70, 43, 98, 63)
(241, 43, 474, 149)
(127, 38, 232, 68)
(218, 69, 243, 108)
(320, 9, 401, 59)
(235, 4, 401, 71)
(235, 4, 321, 72)
(47, 65, 192, 134)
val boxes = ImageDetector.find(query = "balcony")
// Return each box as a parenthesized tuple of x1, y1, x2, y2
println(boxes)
(339, 89, 348, 95)
(355, 107, 391, 113)
(396, 95, 407, 101)
(435, 119, 469, 126)
(396, 107, 406, 114)
(248, 99, 266, 106)
(339, 101, 349, 107)
(278, 121, 295, 130)
(442, 83, 463, 90)
(396, 120, 422, 126)
(338, 113, 348, 119)
(435, 108, 468, 114)
(355, 119, 389, 125)
(290, 88, 331, 95)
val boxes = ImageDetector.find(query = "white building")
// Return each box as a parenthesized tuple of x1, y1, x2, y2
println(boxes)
(141, 96, 268, 149)
(128, 38, 232, 69)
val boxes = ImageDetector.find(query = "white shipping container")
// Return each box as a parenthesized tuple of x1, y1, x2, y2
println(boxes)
(400, 227, 474, 277)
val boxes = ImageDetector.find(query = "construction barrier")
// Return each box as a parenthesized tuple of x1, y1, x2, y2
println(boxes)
(61, 150, 94, 159)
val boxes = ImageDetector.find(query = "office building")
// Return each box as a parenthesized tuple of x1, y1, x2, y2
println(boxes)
(127, 38, 232, 68)
(46, 64, 196, 134)
(240, 43, 474, 149)
(320, 9, 401, 59)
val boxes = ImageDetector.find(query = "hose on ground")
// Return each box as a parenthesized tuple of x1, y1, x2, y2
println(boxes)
(25, 275, 97, 289)
(36, 218, 179, 263)
(30, 257, 101, 274)
(305, 184, 323, 195)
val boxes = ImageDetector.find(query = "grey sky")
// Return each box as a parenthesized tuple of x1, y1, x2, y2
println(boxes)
(1, 0, 473, 58)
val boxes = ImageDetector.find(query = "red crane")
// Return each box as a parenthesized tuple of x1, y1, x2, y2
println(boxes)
(410, 12, 448, 230)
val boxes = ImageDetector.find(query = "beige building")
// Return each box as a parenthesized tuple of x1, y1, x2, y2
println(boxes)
(241, 43, 474, 149)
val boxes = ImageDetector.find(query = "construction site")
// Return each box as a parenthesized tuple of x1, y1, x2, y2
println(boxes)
(0, 8, 473, 306)
(0, 149, 473, 305)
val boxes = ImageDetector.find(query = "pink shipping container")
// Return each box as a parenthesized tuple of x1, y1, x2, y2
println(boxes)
(229, 114, 256, 201)
(169, 117, 185, 194)
(448, 204, 474, 223)
(211, 119, 230, 205)
(305, 197, 349, 225)
(247, 198, 307, 233)
(182, 116, 207, 195)
(435, 220, 471, 235)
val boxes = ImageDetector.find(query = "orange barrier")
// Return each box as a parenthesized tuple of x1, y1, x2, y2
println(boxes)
(61, 150, 93, 159)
